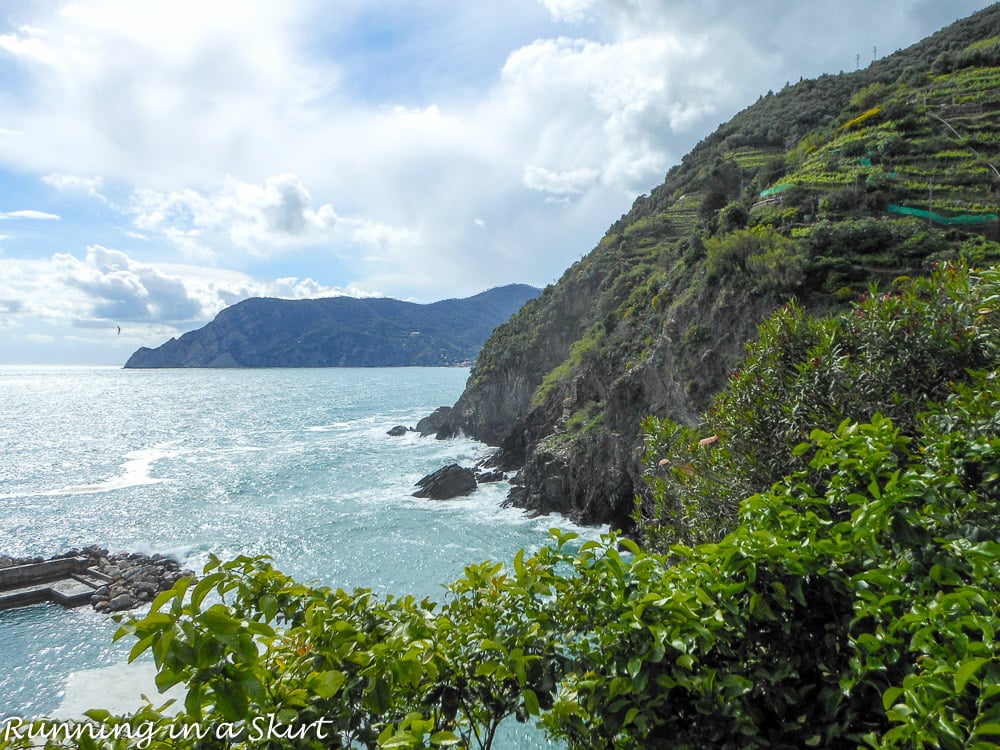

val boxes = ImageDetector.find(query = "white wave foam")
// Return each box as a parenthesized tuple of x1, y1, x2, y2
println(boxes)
(51, 662, 184, 719)
(53, 447, 173, 496)
(304, 421, 353, 432)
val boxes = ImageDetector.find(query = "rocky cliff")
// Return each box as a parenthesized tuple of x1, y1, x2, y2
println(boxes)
(124, 284, 540, 368)
(437, 5, 1000, 531)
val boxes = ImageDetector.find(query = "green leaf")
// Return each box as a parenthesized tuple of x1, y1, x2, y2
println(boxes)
(190, 572, 224, 610)
(627, 657, 643, 677)
(956, 657, 990, 694)
(213, 681, 248, 721)
(929, 564, 962, 586)
(307, 670, 346, 698)
(972, 722, 1000, 739)
(523, 688, 540, 716)
(128, 633, 156, 664)
(882, 686, 904, 711)
(368, 675, 392, 714)
(514, 548, 526, 578)
(155, 666, 184, 692)
(185, 682, 203, 719)
(430, 730, 462, 746)
(259, 594, 279, 621)
(200, 604, 240, 636)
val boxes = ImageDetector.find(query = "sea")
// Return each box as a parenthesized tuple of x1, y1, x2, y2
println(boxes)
(0, 365, 601, 747)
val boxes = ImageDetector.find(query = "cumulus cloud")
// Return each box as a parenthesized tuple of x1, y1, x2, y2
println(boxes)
(523, 165, 600, 195)
(56, 245, 204, 323)
(42, 173, 106, 201)
(127, 172, 420, 265)
(0, 246, 375, 336)
(541, 0, 597, 23)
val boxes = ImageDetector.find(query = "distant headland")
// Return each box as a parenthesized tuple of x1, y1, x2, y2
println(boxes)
(124, 284, 540, 368)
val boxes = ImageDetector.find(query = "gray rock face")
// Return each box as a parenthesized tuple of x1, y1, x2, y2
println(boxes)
(415, 406, 453, 437)
(476, 470, 505, 483)
(413, 464, 478, 500)
(387, 425, 412, 436)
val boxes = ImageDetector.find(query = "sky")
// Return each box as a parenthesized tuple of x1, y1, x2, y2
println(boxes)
(0, 0, 995, 364)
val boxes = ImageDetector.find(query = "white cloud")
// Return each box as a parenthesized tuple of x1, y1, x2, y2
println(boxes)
(541, 0, 597, 23)
(0, 210, 61, 220)
(25, 332, 56, 343)
(0, 24, 61, 66)
(55, 245, 204, 323)
(523, 164, 600, 195)
(42, 173, 106, 201)
(128, 173, 419, 262)
(0, 246, 374, 334)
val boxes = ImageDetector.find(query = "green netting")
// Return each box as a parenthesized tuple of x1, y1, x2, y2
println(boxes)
(887, 204, 998, 225)
(759, 183, 794, 198)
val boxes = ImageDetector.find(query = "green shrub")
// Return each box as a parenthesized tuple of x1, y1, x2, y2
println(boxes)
(637, 263, 1000, 549)
(705, 226, 804, 293)
(566, 401, 604, 434)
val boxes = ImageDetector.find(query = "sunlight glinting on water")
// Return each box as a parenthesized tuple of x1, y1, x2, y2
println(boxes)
(0, 366, 605, 744)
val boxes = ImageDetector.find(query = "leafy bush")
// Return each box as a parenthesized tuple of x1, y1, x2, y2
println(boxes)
(637, 263, 1000, 548)
(718, 201, 749, 233)
(705, 226, 804, 292)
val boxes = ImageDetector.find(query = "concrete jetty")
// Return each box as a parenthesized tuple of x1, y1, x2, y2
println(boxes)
(0, 556, 111, 611)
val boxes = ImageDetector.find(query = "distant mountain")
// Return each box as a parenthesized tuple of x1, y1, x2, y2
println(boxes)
(123, 285, 541, 368)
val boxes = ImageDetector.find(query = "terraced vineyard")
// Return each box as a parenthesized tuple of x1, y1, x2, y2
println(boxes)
(752, 59, 1000, 242)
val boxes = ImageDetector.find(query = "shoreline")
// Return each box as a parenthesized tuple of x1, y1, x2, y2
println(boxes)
(0, 547, 194, 613)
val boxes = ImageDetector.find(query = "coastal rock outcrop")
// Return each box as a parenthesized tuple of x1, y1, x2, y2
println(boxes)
(415, 406, 453, 437)
(422, 5, 1000, 530)
(86, 548, 194, 613)
(1, 547, 194, 613)
(413, 464, 477, 500)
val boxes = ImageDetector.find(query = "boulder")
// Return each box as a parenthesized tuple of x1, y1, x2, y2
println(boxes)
(413, 464, 477, 500)
(416, 406, 453, 437)
(108, 593, 135, 611)
(386, 425, 411, 437)
(476, 470, 505, 483)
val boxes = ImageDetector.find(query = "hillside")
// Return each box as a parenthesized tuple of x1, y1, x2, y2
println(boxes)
(123, 284, 540, 368)
(437, 5, 1000, 531)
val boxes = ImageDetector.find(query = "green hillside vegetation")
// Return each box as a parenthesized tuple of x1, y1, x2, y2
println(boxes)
(447, 4, 1000, 531)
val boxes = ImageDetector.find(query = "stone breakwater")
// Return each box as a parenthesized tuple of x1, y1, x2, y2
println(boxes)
(0, 546, 195, 613)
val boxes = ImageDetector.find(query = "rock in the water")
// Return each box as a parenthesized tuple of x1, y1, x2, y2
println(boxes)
(413, 463, 477, 500)
(387, 425, 411, 437)
(416, 406, 453, 437)
(108, 593, 135, 611)
(476, 470, 505, 483)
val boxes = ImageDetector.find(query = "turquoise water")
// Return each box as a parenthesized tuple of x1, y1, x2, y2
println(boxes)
(0, 366, 595, 745)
